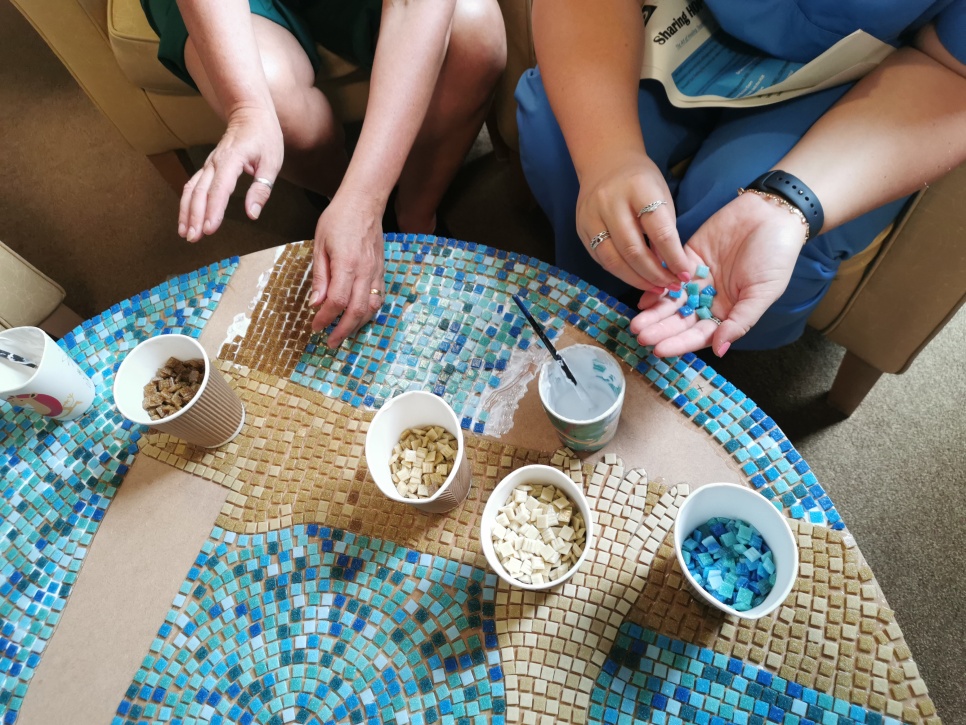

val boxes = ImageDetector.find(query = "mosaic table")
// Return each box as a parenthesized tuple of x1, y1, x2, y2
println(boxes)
(1, 238, 941, 725)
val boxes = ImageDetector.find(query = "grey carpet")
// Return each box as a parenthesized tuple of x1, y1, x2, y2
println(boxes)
(2, 2, 964, 720)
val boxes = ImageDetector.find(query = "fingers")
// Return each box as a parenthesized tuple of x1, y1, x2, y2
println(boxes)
(636, 203, 691, 282)
(245, 175, 275, 221)
(606, 213, 679, 288)
(712, 296, 768, 357)
(321, 280, 381, 349)
(628, 295, 679, 336)
(179, 154, 247, 242)
(652, 320, 718, 358)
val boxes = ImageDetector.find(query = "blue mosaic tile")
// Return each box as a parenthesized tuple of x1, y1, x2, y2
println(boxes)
(591, 623, 904, 725)
(113, 526, 504, 725)
(0, 259, 237, 724)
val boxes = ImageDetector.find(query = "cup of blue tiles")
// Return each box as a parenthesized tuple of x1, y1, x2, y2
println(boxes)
(0, 326, 95, 421)
(365, 390, 472, 514)
(113, 333, 246, 448)
(537, 344, 626, 452)
(673, 482, 798, 620)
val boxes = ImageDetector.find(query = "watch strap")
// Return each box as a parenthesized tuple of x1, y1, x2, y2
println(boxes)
(747, 171, 824, 239)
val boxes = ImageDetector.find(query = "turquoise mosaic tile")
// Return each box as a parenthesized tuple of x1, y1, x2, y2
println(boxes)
(590, 623, 903, 725)
(0, 259, 237, 724)
(291, 235, 840, 530)
(113, 525, 504, 725)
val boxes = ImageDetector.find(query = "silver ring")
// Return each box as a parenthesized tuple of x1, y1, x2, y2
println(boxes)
(637, 200, 668, 217)
(589, 230, 610, 250)
(254, 176, 275, 190)
(709, 315, 723, 326)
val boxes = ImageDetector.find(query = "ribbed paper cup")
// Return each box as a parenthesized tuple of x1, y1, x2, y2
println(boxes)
(365, 390, 471, 513)
(113, 334, 245, 448)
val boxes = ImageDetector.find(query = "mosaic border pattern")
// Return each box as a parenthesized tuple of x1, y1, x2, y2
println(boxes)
(0, 259, 238, 724)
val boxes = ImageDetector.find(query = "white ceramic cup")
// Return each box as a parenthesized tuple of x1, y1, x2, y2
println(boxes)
(480, 464, 595, 591)
(113, 334, 245, 448)
(0, 326, 95, 421)
(538, 344, 626, 452)
(365, 390, 472, 513)
(673, 482, 799, 620)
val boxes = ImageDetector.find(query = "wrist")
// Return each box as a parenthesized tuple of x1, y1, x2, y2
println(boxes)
(743, 170, 824, 239)
(735, 189, 811, 246)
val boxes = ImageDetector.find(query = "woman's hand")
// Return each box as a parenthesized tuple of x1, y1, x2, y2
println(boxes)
(576, 151, 691, 291)
(179, 104, 284, 242)
(629, 192, 808, 357)
(308, 192, 387, 348)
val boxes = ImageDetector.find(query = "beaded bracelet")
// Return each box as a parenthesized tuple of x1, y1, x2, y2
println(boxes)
(737, 188, 810, 244)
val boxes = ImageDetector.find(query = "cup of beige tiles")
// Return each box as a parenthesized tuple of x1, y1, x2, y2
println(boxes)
(365, 390, 472, 514)
(480, 464, 595, 591)
(113, 334, 245, 448)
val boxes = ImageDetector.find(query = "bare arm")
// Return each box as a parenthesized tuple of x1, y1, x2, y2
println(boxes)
(309, 0, 458, 348)
(777, 24, 966, 232)
(175, 0, 283, 239)
(530, 0, 687, 289)
(336, 0, 457, 214)
(176, 0, 275, 117)
(532, 0, 646, 180)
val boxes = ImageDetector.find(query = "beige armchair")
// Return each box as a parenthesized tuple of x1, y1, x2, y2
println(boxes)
(0, 241, 84, 337)
(13, 0, 966, 414)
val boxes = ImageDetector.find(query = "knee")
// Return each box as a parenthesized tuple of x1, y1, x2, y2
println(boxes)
(262, 59, 343, 150)
(448, 0, 507, 92)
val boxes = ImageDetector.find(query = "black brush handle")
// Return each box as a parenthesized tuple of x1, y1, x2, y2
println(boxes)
(0, 349, 37, 369)
(511, 294, 578, 385)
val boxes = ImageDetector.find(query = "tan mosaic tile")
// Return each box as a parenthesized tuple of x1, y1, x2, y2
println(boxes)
(220, 241, 315, 378)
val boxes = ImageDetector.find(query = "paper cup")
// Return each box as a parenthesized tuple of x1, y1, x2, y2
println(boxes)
(0, 327, 95, 421)
(538, 344, 626, 452)
(480, 464, 595, 591)
(365, 390, 471, 513)
(673, 482, 799, 620)
(113, 334, 245, 448)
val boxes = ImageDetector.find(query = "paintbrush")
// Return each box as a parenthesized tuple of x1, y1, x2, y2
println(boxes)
(511, 294, 578, 386)
(0, 348, 38, 369)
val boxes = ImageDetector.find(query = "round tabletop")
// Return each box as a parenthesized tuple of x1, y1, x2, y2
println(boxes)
(1, 237, 938, 724)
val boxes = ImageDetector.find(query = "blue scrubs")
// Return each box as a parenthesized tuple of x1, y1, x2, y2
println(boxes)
(516, 0, 966, 350)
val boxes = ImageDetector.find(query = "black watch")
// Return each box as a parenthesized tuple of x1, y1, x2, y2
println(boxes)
(747, 171, 824, 239)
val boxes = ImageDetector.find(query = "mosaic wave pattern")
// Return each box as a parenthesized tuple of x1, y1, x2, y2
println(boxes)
(591, 624, 905, 725)
(239, 236, 839, 530)
(293, 238, 575, 435)
(114, 526, 503, 725)
(0, 259, 237, 724)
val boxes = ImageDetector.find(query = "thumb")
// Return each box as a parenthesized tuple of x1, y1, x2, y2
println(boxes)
(712, 295, 769, 357)
(245, 174, 276, 220)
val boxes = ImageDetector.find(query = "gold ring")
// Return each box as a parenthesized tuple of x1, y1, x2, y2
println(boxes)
(370, 288, 382, 296)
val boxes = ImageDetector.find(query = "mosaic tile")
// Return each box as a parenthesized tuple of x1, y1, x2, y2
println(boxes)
(592, 624, 907, 725)
(137, 385, 936, 723)
(222, 238, 841, 530)
(122, 241, 939, 722)
(0, 259, 237, 725)
(113, 525, 504, 725)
